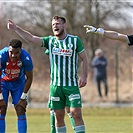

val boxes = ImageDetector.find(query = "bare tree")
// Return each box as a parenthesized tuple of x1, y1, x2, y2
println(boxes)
(1, 0, 132, 79)
(1, 0, 132, 102)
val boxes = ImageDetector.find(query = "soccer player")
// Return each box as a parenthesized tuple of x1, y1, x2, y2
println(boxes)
(84, 25, 133, 46)
(7, 16, 88, 133)
(45, 49, 75, 133)
(0, 39, 33, 133)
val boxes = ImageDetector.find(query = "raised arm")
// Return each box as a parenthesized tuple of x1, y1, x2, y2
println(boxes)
(7, 19, 42, 46)
(84, 25, 128, 44)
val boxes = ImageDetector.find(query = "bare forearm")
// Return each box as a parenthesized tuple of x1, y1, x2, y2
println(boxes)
(104, 31, 128, 43)
(24, 71, 33, 93)
(15, 25, 34, 43)
(8, 19, 42, 46)
(23, 78, 33, 93)
(84, 25, 128, 43)
(82, 58, 88, 79)
(78, 51, 88, 88)
(79, 51, 88, 79)
(15, 26, 42, 46)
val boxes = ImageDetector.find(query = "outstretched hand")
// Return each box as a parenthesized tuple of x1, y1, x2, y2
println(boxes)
(84, 25, 97, 33)
(7, 19, 17, 30)
(84, 25, 104, 35)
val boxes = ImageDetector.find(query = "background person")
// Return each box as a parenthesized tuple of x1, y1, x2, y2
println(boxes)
(7, 16, 88, 133)
(0, 39, 33, 133)
(91, 49, 108, 100)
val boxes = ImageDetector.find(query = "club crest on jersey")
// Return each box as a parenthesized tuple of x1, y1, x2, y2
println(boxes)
(68, 43, 73, 49)
(54, 42, 57, 47)
(17, 61, 22, 67)
(52, 47, 72, 56)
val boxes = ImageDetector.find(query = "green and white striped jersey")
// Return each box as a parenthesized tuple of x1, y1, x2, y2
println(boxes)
(42, 34, 85, 86)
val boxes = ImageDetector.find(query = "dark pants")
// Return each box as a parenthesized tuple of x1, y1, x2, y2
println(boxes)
(95, 76, 108, 97)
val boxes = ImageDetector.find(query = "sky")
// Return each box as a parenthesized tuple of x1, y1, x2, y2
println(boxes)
(1, 0, 25, 1)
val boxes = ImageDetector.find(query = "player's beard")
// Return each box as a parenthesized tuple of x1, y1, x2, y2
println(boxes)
(54, 29, 65, 37)
(10, 56, 18, 62)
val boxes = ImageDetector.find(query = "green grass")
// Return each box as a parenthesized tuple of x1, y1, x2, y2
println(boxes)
(5, 107, 133, 133)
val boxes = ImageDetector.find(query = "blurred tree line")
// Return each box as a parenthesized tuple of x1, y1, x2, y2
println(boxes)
(0, 0, 132, 102)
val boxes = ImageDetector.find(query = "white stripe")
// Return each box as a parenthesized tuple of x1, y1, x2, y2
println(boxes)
(53, 39, 57, 85)
(58, 41, 61, 86)
(63, 41, 66, 86)
(73, 38, 77, 86)
(58, 55, 60, 86)
(49, 38, 53, 67)
(68, 37, 71, 86)
(53, 55, 56, 85)
(49, 38, 53, 85)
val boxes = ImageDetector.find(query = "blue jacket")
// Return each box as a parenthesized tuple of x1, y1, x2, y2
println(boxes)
(91, 56, 107, 79)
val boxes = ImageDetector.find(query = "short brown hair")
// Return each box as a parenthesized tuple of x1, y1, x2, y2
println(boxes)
(9, 39, 22, 48)
(52, 16, 66, 24)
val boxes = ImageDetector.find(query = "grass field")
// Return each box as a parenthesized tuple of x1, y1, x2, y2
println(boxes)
(5, 107, 132, 133)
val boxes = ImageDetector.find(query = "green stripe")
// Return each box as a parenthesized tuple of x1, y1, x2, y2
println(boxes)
(48, 35, 83, 86)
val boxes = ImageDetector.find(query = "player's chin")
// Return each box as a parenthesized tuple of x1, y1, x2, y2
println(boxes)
(10, 57, 17, 62)
(54, 33, 61, 37)
(53, 31, 59, 35)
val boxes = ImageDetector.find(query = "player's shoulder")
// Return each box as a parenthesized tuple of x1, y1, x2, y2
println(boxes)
(0, 47, 9, 58)
(42, 35, 54, 40)
(0, 47, 9, 63)
(21, 48, 30, 55)
(67, 34, 82, 42)
(0, 46, 8, 53)
(41, 35, 55, 45)
(20, 49, 32, 61)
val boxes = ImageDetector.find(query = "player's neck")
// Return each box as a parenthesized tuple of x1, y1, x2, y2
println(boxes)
(55, 31, 67, 40)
